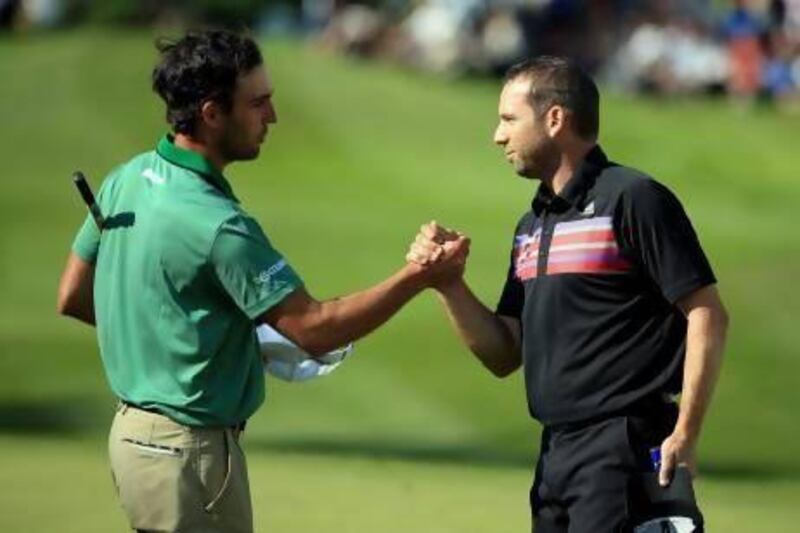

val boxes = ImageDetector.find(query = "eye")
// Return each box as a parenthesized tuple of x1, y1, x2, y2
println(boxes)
(252, 96, 270, 108)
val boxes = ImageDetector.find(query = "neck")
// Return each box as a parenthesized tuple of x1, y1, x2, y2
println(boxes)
(173, 133, 227, 172)
(545, 141, 595, 196)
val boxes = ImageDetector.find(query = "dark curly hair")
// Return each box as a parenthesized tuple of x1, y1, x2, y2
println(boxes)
(152, 30, 263, 135)
(505, 56, 599, 141)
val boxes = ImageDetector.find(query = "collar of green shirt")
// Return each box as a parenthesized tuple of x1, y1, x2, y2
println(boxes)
(156, 134, 239, 203)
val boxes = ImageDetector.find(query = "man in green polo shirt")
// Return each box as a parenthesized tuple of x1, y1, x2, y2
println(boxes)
(57, 30, 468, 533)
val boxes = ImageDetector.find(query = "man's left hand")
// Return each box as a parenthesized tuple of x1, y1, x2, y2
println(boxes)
(658, 431, 697, 486)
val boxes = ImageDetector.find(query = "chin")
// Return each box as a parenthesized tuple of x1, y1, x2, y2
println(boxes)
(238, 146, 261, 161)
(517, 171, 539, 181)
(513, 163, 536, 180)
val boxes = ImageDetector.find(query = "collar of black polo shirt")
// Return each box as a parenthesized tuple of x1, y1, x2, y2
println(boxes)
(531, 145, 610, 215)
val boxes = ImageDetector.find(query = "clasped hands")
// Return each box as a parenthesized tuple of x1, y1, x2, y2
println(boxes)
(406, 221, 470, 289)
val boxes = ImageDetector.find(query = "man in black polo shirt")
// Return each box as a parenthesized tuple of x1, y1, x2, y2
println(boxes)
(407, 57, 729, 532)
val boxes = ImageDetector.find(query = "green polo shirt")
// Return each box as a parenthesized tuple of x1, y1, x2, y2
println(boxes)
(72, 135, 303, 426)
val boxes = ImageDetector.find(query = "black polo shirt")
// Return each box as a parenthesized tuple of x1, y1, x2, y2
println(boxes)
(497, 146, 716, 426)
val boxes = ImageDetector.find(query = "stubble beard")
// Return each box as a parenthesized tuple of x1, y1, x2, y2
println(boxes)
(517, 135, 560, 182)
(219, 130, 261, 163)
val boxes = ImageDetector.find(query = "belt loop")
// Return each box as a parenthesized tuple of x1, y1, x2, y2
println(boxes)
(231, 420, 246, 441)
(117, 400, 129, 415)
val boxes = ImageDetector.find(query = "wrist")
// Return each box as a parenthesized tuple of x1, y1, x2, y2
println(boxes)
(399, 261, 430, 292)
(434, 276, 466, 297)
(671, 421, 700, 446)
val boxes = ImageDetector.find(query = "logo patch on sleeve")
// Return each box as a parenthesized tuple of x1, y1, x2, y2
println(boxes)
(255, 260, 287, 284)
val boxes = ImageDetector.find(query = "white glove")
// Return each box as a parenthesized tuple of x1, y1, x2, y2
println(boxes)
(257, 324, 353, 382)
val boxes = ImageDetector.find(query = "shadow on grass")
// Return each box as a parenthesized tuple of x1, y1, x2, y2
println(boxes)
(0, 397, 109, 436)
(3, 399, 796, 483)
(247, 436, 800, 481)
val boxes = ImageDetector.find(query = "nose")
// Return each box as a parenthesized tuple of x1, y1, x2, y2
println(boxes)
(265, 101, 277, 124)
(493, 124, 507, 146)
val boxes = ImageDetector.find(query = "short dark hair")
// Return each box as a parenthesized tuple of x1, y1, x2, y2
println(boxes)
(152, 30, 263, 135)
(504, 56, 599, 140)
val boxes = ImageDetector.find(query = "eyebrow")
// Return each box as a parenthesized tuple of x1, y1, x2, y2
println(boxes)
(251, 91, 273, 103)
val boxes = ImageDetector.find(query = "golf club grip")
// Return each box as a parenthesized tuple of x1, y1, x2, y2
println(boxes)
(72, 171, 105, 230)
(73, 171, 96, 206)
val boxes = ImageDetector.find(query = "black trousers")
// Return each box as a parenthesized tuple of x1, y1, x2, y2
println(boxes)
(531, 403, 703, 533)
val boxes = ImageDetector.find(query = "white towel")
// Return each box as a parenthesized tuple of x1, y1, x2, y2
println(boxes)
(256, 324, 353, 382)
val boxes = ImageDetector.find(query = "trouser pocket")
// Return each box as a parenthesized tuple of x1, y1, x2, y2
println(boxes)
(108, 409, 195, 532)
(121, 438, 183, 457)
(622, 412, 703, 532)
(203, 429, 233, 513)
(194, 427, 253, 532)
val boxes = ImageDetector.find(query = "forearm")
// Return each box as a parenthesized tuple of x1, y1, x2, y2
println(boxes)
(436, 279, 521, 377)
(57, 253, 96, 326)
(296, 263, 426, 355)
(674, 305, 729, 442)
(58, 286, 96, 325)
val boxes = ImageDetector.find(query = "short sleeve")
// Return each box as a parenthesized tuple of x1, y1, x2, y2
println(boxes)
(619, 179, 716, 304)
(211, 215, 303, 320)
(72, 213, 101, 263)
(496, 236, 525, 319)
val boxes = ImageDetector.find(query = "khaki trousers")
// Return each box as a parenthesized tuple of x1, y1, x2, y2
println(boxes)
(108, 403, 253, 533)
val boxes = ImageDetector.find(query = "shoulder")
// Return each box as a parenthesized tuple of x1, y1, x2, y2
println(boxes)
(210, 211, 285, 272)
(150, 162, 243, 231)
(162, 199, 248, 255)
(597, 162, 652, 194)
(595, 162, 678, 208)
(96, 151, 155, 193)
(115, 150, 159, 178)
(512, 208, 535, 235)
(215, 211, 268, 240)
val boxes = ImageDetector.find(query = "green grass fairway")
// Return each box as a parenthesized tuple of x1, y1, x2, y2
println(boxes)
(1, 30, 799, 531)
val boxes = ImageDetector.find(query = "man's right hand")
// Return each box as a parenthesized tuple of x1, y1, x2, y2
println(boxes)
(405, 221, 470, 290)
(405, 221, 521, 377)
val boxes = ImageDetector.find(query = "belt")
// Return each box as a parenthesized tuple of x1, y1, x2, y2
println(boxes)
(119, 400, 247, 434)
(120, 400, 162, 415)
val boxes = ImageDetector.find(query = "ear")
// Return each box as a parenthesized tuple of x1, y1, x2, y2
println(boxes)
(199, 100, 225, 131)
(545, 105, 566, 138)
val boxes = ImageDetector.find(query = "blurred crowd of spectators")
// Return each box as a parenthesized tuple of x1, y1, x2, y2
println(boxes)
(609, 0, 800, 105)
(4, 0, 800, 105)
(313, 0, 800, 105)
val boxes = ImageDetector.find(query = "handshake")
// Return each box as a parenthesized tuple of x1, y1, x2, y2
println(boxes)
(405, 221, 471, 290)
(260, 221, 470, 382)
